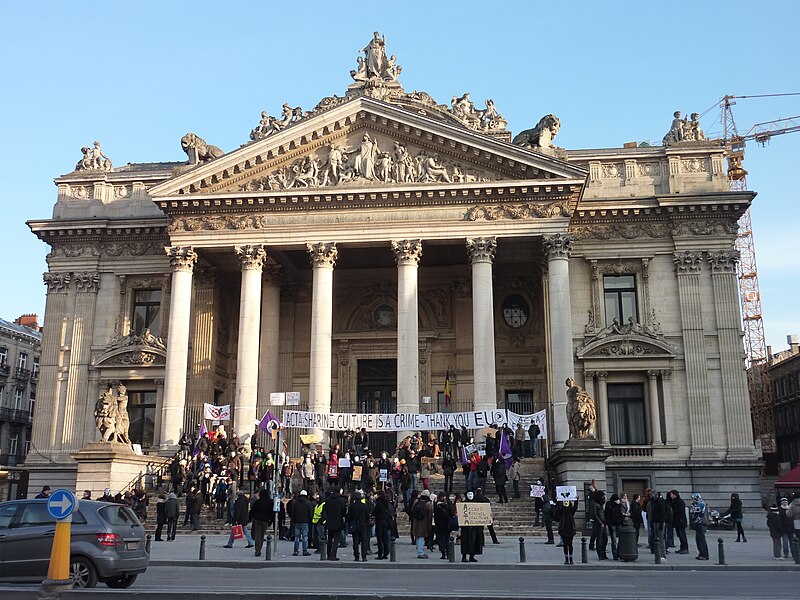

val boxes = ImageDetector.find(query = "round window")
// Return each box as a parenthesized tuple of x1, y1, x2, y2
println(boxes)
(502, 294, 529, 328)
(374, 304, 396, 327)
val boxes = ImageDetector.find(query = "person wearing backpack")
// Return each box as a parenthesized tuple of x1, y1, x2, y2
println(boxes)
(410, 489, 433, 558)
(689, 492, 710, 560)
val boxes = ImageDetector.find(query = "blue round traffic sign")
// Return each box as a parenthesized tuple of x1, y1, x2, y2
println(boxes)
(47, 489, 76, 520)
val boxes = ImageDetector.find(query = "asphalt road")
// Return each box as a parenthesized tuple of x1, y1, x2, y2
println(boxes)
(1, 566, 794, 599)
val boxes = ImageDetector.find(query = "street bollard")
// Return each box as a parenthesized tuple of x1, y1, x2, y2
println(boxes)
(581, 537, 588, 564)
(390, 538, 396, 562)
(519, 537, 526, 563)
(654, 535, 662, 565)
(320, 538, 327, 561)
(145, 534, 152, 555)
(265, 535, 273, 561)
(793, 539, 800, 565)
(199, 535, 206, 561)
(717, 538, 725, 566)
(448, 537, 456, 563)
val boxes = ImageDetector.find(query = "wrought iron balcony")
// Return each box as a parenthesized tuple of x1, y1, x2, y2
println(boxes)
(0, 452, 28, 466)
(15, 368, 30, 381)
(0, 407, 31, 424)
(0, 364, 10, 378)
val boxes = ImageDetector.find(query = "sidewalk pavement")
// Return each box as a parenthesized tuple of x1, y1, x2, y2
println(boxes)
(148, 528, 799, 571)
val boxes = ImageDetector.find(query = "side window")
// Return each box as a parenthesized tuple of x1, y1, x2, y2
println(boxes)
(0, 504, 19, 529)
(18, 503, 55, 528)
(99, 505, 139, 526)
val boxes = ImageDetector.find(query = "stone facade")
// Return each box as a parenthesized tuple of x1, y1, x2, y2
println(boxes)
(770, 338, 800, 468)
(25, 35, 760, 513)
(0, 317, 41, 466)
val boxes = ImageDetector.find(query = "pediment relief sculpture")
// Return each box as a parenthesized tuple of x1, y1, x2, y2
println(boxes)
(237, 131, 497, 193)
(94, 329, 167, 367)
(576, 320, 676, 360)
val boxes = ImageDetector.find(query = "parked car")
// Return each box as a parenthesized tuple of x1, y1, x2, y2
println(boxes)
(0, 498, 148, 588)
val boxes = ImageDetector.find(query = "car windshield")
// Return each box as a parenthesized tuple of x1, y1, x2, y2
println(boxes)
(99, 505, 140, 526)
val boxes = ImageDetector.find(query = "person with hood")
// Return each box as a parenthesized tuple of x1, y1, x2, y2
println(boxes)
(459, 491, 484, 562)
(668, 490, 689, 554)
(410, 489, 433, 558)
(251, 488, 272, 557)
(491, 453, 508, 504)
(223, 490, 254, 548)
(724, 492, 746, 542)
(442, 453, 457, 496)
(154, 495, 167, 541)
(99, 488, 115, 503)
(604, 493, 624, 560)
(542, 494, 556, 544)
(767, 503, 785, 560)
(689, 492, 710, 560)
(346, 489, 372, 561)
(165, 492, 180, 541)
(373, 491, 393, 560)
(432, 492, 452, 559)
(323, 487, 348, 561)
(552, 497, 578, 564)
(778, 497, 793, 559)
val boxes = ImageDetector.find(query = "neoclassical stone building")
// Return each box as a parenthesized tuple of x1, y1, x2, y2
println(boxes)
(26, 35, 760, 508)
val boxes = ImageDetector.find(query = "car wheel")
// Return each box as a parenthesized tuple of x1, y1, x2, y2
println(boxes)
(70, 556, 98, 588)
(105, 574, 137, 589)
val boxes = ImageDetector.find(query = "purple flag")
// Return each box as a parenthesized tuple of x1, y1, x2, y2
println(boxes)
(460, 445, 468, 465)
(258, 410, 281, 433)
(499, 430, 513, 468)
(192, 422, 208, 456)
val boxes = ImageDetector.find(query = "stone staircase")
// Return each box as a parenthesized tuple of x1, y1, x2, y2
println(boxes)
(145, 458, 550, 538)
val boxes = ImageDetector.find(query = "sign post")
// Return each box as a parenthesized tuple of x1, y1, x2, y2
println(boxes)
(42, 489, 77, 593)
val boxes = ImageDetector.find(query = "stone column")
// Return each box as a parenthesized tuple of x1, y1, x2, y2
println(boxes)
(160, 246, 197, 449)
(544, 234, 575, 444)
(392, 240, 422, 437)
(673, 251, 714, 454)
(707, 251, 756, 456)
(595, 371, 610, 444)
(186, 270, 216, 434)
(307, 243, 337, 441)
(467, 237, 498, 412)
(234, 245, 267, 444)
(257, 266, 282, 424)
(647, 370, 663, 445)
(661, 370, 676, 445)
(33, 273, 71, 459)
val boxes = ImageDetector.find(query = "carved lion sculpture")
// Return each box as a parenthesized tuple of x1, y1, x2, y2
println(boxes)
(181, 133, 224, 164)
(513, 114, 561, 150)
(565, 377, 597, 440)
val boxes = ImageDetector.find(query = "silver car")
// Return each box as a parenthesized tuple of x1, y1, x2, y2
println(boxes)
(0, 499, 149, 588)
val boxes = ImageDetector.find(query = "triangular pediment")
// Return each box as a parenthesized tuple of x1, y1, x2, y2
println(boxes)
(148, 97, 587, 200)
(576, 333, 676, 360)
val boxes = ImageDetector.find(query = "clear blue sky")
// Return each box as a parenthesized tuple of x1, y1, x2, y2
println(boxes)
(1, 1, 798, 352)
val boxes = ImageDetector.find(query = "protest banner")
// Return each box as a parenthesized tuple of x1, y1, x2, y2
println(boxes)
(457, 502, 493, 526)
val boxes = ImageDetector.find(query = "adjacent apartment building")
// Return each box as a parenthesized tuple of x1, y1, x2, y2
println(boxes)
(770, 335, 800, 468)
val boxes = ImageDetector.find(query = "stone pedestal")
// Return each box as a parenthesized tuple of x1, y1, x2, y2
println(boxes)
(73, 442, 155, 498)
(549, 438, 611, 531)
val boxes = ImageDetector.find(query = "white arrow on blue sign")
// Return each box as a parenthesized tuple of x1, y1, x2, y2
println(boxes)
(47, 489, 76, 520)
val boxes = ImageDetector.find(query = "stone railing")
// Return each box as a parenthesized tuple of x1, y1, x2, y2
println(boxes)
(611, 445, 653, 458)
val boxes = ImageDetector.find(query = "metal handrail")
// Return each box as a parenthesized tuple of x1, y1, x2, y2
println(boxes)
(118, 450, 180, 496)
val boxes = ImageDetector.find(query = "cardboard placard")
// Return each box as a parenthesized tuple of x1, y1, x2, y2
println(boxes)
(556, 485, 577, 502)
(457, 502, 493, 526)
(379, 468, 388, 483)
(530, 484, 545, 498)
(338, 458, 351, 468)
(352, 465, 363, 481)
(286, 391, 301, 406)
(327, 464, 338, 478)
(270, 392, 286, 406)
(465, 443, 477, 456)
(300, 433, 321, 445)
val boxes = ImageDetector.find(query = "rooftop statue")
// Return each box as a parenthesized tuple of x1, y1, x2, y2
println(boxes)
(663, 111, 706, 146)
(513, 114, 561, 152)
(350, 32, 402, 85)
(75, 140, 113, 172)
(181, 133, 224, 165)
(566, 378, 597, 440)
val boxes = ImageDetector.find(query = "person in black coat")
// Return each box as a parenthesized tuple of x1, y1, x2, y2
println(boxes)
(165, 492, 180, 541)
(346, 489, 372, 561)
(251, 489, 272, 557)
(725, 492, 746, 542)
(223, 490, 255, 548)
(604, 493, 624, 560)
(323, 488, 348, 560)
(552, 498, 578, 564)
(432, 492, 453, 559)
(154, 495, 167, 541)
(630, 493, 643, 544)
(459, 491, 485, 562)
(373, 491, 393, 560)
(669, 490, 689, 554)
(290, 490, 314, 556)
(491, 455, 508, 504)
(589, 490, 608, 560)
(185, 487, 201, 531)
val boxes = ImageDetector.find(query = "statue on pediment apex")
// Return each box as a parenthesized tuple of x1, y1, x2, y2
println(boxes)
(351, 32, 402, 86)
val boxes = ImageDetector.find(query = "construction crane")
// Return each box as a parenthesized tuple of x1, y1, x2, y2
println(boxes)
(720, 93, 800, 455)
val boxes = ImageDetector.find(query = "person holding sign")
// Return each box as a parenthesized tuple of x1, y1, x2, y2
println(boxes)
(459, 491, 485, 562)
(552, 495, 579, 564)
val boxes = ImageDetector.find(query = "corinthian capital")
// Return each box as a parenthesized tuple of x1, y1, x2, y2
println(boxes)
(706, 250, 740, 274)
(235, 244, 267, 271)
(543, 233, 573, 259)
(74, 272, 101, 293)
(391, 239, 423, 266)
(466, 236, 497, 264)
(165, 246, 198, 272)
(43, 272, 71, 293)
(673, 250, 703, 275)
(307, 242, 338, 268)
